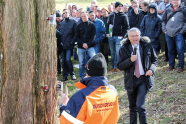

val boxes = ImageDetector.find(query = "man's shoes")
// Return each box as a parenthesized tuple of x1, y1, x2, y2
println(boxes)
(108, 68, 115, 73)
(168, 67, 174, 71)
(114, 68, 121, 72)
(71, 75, 77, 80)
(62, 77, 68, 81)
(177, 68, 184, 73)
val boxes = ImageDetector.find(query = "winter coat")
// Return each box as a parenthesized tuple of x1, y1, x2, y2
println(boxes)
(89, 18, 106, 44)
(56, 29, 63, 54)
(117, 37, 158, 91)
(101, 16, 109, 42)
(59, 18, 77, 50)
(140, 4, 162, 50)
(106, 12, 130, 38)
(59, 76, 120, 124)
(162, 4, 186, 37)
(128, 8, 143, 29)
(75, 21, 96, 49)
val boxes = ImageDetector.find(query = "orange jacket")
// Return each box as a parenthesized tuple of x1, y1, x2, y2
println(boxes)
(59, 76, 120, 124)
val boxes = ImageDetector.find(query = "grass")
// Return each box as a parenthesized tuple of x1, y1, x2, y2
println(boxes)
(55, 1, 186, 123)
(56, 52, 186, 124)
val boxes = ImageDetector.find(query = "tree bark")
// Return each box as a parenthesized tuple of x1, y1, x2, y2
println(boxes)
(0, 0, 57, 124)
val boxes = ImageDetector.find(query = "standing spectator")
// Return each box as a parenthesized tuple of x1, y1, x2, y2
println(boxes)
(89, 10, 105, 54)
(139, 0, 145, 8)
(59, 53, 120, 124)
(123, 4, 129, 15)
(117, 28, 158, 124)
(97, 7, 102, 18)
(128, 0, 143, 29)
(153, 0, 163, 5)
(59, 9, 77, 81)
(56, 29, 63, 75)
(106, 1, 130, 72)
(72, 4, 77, 10)
(162, 0, 186, 72)
(100, 8, 109, 65)
(91, 0, 98, 5)
(68, 4, 73, 15)
(111, 2, 116, 11)
(128, 0, 134, 12)
(158, 0, 170, 18)
(108, 4, 114, 14)
(141, 1, 149, 16)
(140, 3, 162, 52)
(56, 12, 63, 30)
(71, 9, 76, 19)
(75, 11, 96, 79)
(90, 4, 95, 10)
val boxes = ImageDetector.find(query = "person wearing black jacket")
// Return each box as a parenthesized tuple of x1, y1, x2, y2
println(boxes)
(128, 0, 143, 29)
(56, 29, 63, 75)
(106, 1, 130, 72)
(117, 28, 158, 124)
(100, 8, 109, 65)
(59, 9, 77, 81)
(75, 11, 96, 79)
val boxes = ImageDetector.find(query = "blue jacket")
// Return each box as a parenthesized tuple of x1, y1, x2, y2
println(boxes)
(140, 3, 162, 49)
(89, 18, 106, 44)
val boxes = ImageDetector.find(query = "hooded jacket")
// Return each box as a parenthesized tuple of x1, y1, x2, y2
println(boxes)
(59, 76, 120, 124)
(140, 4, 162, 49)
(162, 4, 186, 37)
(59, 18, 77, 50)
(117, 37, 158, 91)
(106, 12, 130, 38)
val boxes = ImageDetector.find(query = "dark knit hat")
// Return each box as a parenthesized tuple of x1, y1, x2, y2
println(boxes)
(115, 1, 123, 9)
(56, 12, 62, 17)
(86, 53, 107, 76)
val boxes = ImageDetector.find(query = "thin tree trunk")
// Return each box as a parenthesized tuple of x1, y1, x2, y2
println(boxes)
(0, 0, 57, 123)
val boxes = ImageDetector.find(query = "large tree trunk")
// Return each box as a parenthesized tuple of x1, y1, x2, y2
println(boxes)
(0, 0, 57, 124)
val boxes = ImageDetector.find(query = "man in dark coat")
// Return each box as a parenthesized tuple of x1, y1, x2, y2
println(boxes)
(59, 9, 77, 81)
(117, 28, 158, 124)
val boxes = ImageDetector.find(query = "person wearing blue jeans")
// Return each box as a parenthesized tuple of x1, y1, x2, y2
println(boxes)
(162, 0, 186, 73)
(74, 11, 96, 79)
(59, 9, 77, 81)
(78, 47, 96, 78)
(108, 36, 123, 70)
(106, 2, 130, 72)
(165, 33, 185, 69)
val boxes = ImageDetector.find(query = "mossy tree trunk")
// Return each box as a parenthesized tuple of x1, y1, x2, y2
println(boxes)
(0, 0, 57, 124)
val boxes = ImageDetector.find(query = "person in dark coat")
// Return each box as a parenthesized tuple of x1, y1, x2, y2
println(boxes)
(100, 8, 109, 65)
(56, 29, 63, 75)
(59, 9, 77, 81)
(140, 3, 162, 53)
(128, 0, 143, 29)
(117, 28, 158, 124)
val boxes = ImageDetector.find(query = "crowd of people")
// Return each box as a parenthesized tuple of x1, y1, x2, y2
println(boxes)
(56, 0, 186, 123)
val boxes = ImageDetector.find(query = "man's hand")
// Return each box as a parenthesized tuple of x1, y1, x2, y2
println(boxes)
(58, 82, 69, 105)
(134, 8, 138, 14)
(83, 43, 88, 49)
(106, 34, 110, 37)
(130, 55, 137, 62)
(145, 70, 153, 76)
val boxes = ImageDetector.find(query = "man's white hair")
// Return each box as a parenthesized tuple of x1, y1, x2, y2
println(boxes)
(91, 0, 98, 5)
(123, 4, 129, 7)
(128, 27, 141, 36)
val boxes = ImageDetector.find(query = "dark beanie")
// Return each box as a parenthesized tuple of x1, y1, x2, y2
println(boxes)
(56, 12, 62, 17)
(115, 1, 123, 9)
(86, 53, 107, 76)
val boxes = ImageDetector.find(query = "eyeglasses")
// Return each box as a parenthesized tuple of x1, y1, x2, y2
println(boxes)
(129, 35, 140, 38)
(63, 12, 68, 14)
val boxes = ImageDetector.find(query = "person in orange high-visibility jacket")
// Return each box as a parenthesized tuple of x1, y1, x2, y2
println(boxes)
(58, 53, 120, 124)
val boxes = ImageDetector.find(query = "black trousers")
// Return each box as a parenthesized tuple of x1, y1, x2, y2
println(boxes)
(100, 38, 109, 65)
(127, 76, 147, 124)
